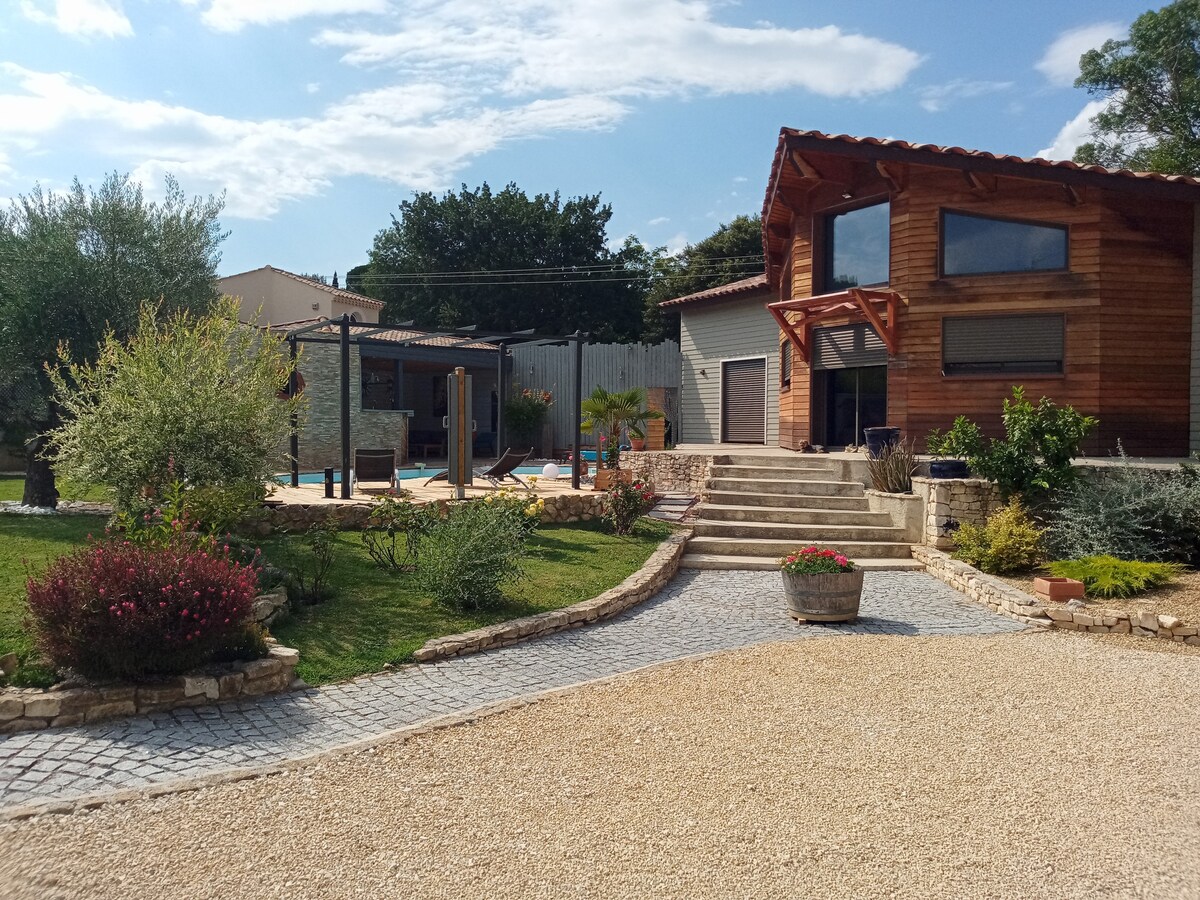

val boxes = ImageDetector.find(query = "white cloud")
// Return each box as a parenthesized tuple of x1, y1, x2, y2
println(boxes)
(305, 82, 320, 94)
(664, 231, 689, 254)
(918, 79, 1012, 113)
(1036, 22, 1125, 87)
(20, 0, 133, 38)
(185, 0, 390, 32)
(732, 176, 747, 183)
(1037, 99, 1109, 160)
(648, 216, 669, 226)
(317, 0, 922, 99)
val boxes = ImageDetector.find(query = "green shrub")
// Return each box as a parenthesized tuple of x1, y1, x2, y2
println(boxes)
(1047, 449, 1200, 564)
(361, 494, 436, 573)
(415, 499, 530, 611)
(927, 387, 1097, 502)
(602, 479, 657, 535)
(866, 439, 917, 493)
(284, 516, 338, 606)
(1048, 556, 1182, 598)
(46, 298, 301, 523)
(503, 388, 554, 447)
(952, 500, 1046, 574)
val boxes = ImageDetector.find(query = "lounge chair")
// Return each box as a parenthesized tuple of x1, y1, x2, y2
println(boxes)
(424, 447, 534, 488)
(354, 448, 396, 493)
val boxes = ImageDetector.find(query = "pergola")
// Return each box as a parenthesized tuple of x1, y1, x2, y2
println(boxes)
(767, 287, 902, 362)
(283, 315, 591, 497)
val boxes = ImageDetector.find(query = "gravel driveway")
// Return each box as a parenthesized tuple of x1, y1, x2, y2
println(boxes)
(2, 631, 1197, 899)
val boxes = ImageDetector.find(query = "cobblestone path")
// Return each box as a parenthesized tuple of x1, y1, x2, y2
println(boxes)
(0, 571, 1024, 810)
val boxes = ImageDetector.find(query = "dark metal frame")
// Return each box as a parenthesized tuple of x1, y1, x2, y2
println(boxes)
(284, 316, 590, 497)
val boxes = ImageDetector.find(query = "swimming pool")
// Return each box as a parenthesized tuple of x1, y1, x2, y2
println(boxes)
(276, 465, 554, 486)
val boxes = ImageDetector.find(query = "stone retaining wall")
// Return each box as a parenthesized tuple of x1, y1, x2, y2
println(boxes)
(0, 645, 301, 735)
(412, 529, 691, 662)
(912, 545, 1200, 645)
(912, 477, 1002, 548)
(620, 452, 713, 497)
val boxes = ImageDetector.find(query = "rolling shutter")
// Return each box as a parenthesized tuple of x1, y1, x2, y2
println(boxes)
(942, 315, 1064, 374)
(721, 358, 766, 444)
(812, 324, 887, 371)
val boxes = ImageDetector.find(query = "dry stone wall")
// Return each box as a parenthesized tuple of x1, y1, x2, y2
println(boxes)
(620, 452, 714, 497)
(912, 477, 1002, 548)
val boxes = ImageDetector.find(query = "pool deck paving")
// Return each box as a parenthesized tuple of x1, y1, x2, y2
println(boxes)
(0, 570, 1025, 814)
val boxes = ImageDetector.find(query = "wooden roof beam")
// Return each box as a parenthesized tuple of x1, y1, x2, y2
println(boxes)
(874, 161, 906, 194)
(790, 150, 824, 181)
(964, 171, 996, 195)
(1064, 184, 1083, 206)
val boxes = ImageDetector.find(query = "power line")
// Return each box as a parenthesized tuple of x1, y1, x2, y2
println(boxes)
(348, 253, 765, 281)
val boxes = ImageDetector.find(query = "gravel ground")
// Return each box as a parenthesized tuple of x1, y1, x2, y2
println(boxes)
(1, 631, 1199, 900)
(1003, 569, 1200, 624)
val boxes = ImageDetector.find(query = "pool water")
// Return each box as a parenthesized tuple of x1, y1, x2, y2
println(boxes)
(277, 464, 557, 486)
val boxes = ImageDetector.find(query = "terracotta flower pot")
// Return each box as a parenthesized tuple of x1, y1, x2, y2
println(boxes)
(1033, 576, 1085, 602)
(782, 569, 864, 622)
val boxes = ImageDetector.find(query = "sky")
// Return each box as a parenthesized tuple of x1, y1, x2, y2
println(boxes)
(0, 0, 1153, 279)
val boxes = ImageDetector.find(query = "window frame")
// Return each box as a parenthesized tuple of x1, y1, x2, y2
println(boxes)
(819, 197, 891, 295)
(940, 313, 1067, 378)
(939, 208, 1070, 278)
(780, 339, 792, 389)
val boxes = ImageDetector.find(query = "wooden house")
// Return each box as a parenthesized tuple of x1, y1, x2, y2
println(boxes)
(720, 128, 1200, 457)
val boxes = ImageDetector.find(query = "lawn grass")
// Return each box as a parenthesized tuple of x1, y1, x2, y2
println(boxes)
(271, 518, 671, 684)
(0, 475, 110, 504)
(0, 514, 673, 685)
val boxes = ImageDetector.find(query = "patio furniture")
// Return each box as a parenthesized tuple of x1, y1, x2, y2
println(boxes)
(423, 447, 535, 488)
(354, 448, 396, 493)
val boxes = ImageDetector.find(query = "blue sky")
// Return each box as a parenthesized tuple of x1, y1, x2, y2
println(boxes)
(0, 0, 1149, 279)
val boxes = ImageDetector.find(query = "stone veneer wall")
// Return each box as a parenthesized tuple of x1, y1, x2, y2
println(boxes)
(413, 530, 689, 661)
(620, 452, 715, 497)
(913, 546, 1200, 645)
(0, 645, 300, 735)
(911, 476, 1002, 548)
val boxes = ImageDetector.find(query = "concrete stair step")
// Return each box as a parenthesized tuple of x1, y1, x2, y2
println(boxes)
(704, 491, 871, 510)
(697, 504, 893, 526)
(681, 553, 925, 572)
(718, 454, 841, 470)
(692, 519, 908, 542)
(686, 536, 913, 559)
(709, 464, 832, 480)
(706, 477, 864, 498)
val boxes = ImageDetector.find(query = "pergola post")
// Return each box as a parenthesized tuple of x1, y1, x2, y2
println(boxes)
(572, 334, 584, 490)
(495, 342, 507, 457)
(288, 336, 299, 488)
(339, 314, 351, 499)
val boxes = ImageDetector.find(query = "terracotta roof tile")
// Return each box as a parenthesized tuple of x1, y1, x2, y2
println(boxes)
(221, 266, 384, 310)
(659, 273, 769, 308)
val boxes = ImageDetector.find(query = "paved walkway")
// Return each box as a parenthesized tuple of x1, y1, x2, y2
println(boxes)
(0, 571, 1024, 811)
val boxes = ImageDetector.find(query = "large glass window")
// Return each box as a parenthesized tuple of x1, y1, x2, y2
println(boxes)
(823, 201, 890, 293)
(942, 211, 1068, 276)
(361, 356, 401, 410)
(942, 314, 1064, 376)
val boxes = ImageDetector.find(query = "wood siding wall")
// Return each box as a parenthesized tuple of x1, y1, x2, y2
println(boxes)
(679, 294, 780, 445)
(776, 165, 1194, 456)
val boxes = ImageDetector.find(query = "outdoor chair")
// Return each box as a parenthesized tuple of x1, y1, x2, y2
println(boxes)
(353, 448, 396, 493)
(423, 447, 534, 488)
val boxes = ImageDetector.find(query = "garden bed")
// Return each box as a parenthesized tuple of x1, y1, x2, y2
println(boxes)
(999, 570, 1200, 625)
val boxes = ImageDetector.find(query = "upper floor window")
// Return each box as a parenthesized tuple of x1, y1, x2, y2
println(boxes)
(941, 210, 1068, 276)
(823, 200, 889, 293)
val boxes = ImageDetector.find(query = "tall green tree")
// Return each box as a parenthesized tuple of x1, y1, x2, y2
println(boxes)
(642, 214, 764, 344)
(0, 174, 226, 507)
(1073, 0, 1200, 174)
(364, 183, 652, 341)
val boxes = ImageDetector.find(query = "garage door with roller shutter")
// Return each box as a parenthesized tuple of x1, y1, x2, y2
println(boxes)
(720, 357, 766, 443)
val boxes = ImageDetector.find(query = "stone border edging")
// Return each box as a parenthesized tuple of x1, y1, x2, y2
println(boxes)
(412, 529, 692, 662)
(912, 545, 1200, 644)
(0, 646, 301, 735)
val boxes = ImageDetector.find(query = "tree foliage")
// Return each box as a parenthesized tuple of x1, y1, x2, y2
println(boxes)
(0, 173, 226, 505)
(642, 214, 764, 344)
(46, 298, 300, 520)
(1073, 0, 1200, 174)
(364, 183, 653, 341)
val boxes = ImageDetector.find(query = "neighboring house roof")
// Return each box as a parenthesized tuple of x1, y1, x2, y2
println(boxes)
(222, 265, 384, 311)
(270, 318, 498, 352)
(658, 274, 769, 308)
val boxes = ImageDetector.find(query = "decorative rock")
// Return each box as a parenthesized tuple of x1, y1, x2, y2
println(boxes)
(84, 700, 136, 722)
(0, 652, 17, 676)
(1158, 615, 1183, 631)
(218, 672, 245, 697)
(182, 676, 220, 699)
(0, 696, 24, 721)
(1134, 611, 1160, 631)
(242, 658, 284, 680)
(23, 696, 61, 718)
(268, 646, 300, 667)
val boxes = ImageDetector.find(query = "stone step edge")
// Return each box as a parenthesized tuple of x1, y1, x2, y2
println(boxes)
(911, 545, 1200, 642)
(680, 554, 924, 571)
(412, 529, 693, 663)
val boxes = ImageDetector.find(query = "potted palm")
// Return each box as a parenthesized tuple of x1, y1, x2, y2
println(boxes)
(779, 547, 862, 623)
(581, 387, 663, 490)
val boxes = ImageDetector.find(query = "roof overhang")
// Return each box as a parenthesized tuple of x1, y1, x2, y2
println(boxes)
(767, 287, 902, 363)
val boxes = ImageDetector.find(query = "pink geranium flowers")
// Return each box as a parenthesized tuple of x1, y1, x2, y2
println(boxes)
(779, 546, 856, 574)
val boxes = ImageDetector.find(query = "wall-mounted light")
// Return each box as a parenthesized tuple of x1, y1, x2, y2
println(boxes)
(841, 190, 854, 200)
(699, 368, 708, 377)
(311, 301, 320, 310)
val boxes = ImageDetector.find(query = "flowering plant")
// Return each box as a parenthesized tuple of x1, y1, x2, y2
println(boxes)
(601, 479, 656, 535)
(505, 387, 554, 447)
(483, 487, 545, 534)
(779, 547, 856, 574)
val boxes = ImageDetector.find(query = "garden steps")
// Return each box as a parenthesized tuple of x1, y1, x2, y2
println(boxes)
(685, 453, 914, 571)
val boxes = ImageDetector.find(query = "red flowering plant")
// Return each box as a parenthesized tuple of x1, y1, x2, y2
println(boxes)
(779, 547, 856, 574)
(25, 534, 260, 681)
(601, 479, 657, 535)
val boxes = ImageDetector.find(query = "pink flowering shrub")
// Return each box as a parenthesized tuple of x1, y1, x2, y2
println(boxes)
(26, 536, 259, 680)
(601, 479, 657, 535)
(779, 547, 856, 574)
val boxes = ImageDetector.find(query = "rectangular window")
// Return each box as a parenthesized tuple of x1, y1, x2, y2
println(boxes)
(361, 356, 401, 409)
(941, 210, 1068, 276)
(823, 200, 889, 293)
(780, 340, 792, 387)
(942, 314, 1064, 376)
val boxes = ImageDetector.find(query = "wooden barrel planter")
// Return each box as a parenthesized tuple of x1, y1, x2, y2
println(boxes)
(782, 569, 864, 622)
